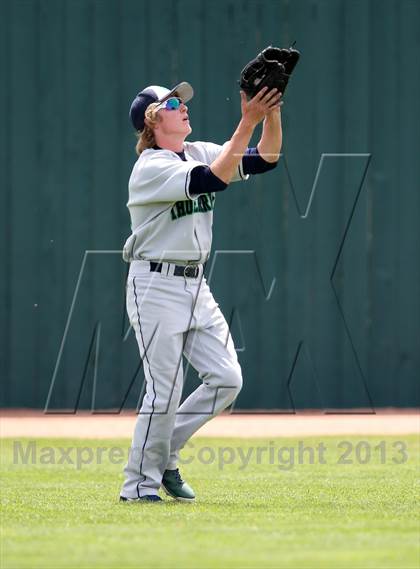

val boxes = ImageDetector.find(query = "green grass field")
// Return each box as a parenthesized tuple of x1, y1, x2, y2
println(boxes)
(1, 435, 419, 569)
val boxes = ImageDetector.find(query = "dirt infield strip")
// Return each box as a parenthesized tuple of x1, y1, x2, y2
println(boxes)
(1, 410, 418, 438)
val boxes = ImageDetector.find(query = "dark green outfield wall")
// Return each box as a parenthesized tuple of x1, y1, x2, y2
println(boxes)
(1, 0, 419, 411)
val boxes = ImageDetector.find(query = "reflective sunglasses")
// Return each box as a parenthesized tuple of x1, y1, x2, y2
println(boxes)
(156, 97, 182, 111)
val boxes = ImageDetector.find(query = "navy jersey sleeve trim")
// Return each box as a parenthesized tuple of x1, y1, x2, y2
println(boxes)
(242, 147, 278, 175)
(189, 165, 228, 196)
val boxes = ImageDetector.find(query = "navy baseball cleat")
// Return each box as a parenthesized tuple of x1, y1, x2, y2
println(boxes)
(119, 495, 163, 503)
(161, 468, 195, 502)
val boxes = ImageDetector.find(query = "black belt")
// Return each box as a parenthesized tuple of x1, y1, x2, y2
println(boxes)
(149, 261, 200, 279)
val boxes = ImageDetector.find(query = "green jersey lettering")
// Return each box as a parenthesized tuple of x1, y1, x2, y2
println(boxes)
(170, 193, 216, 221)
(176, 201, 186, 218)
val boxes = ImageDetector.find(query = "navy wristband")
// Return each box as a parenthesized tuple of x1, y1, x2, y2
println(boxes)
(242, 147, 278, 175)
(189, 165, 228, 196)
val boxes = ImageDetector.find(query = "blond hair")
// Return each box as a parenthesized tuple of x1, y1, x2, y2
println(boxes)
(135, 102, 162, 155)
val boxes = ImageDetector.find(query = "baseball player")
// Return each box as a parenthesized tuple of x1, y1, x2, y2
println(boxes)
(120, 80, 282, 503)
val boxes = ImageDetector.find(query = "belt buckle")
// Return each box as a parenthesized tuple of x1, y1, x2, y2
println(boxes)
(184, 265, 199, 278)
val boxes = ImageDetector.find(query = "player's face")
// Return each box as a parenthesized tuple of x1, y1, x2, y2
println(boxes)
(155, 98, 192, 136)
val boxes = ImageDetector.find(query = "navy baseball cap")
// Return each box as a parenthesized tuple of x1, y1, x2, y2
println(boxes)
(129, 81, 194, 131)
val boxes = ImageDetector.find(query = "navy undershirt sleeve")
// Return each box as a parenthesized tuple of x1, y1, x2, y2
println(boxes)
(189, 165, 228, 196)
(242, 147, 278, 175)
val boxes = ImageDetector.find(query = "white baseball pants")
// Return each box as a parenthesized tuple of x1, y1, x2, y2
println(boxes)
(120, 260, 243, 498)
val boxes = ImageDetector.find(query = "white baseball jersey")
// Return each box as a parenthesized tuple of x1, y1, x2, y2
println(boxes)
(122, 141, 249, 264)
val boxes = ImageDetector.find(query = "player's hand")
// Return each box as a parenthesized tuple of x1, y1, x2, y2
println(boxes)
(240, 87, 282, 127)
(266, 92, 283, 116)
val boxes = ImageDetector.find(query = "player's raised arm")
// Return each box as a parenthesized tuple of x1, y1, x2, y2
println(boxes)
(209, 87, 281, 184)
(256, 102, 283, 163)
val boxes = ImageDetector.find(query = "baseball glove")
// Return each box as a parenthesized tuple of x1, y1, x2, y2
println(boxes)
(239, 45, 300, 99)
